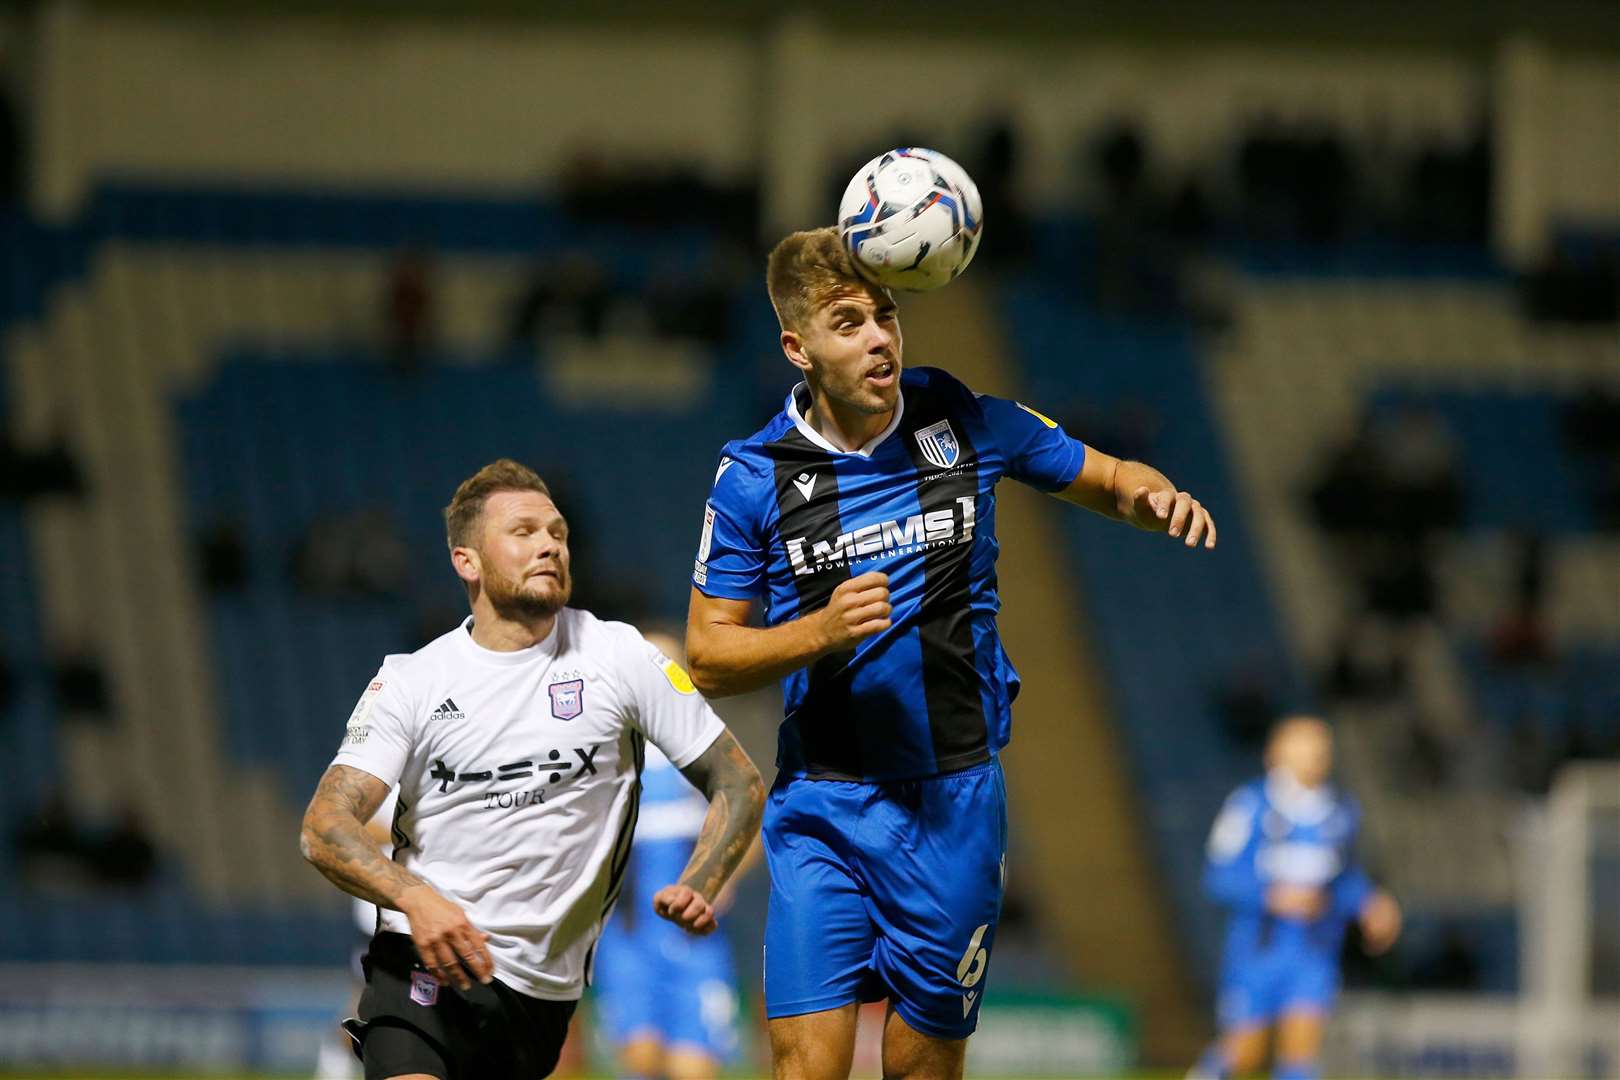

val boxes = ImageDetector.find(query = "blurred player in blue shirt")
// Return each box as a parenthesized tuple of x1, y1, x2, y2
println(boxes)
(1193, 715, 1401, 1080)
(685, 227, 1218, 1080)
(592, 633, 757, 1080)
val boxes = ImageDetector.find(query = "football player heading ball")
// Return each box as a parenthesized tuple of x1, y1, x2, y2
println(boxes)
(685, 204, 1216, 1080)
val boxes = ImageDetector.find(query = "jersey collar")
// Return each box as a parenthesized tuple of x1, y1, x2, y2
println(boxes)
(1265, 768, 1336, 826)
(457, 613, 561, 666)
(786, 381, 905, 458)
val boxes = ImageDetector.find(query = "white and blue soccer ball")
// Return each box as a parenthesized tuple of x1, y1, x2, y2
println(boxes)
(838, 148, 984, 292)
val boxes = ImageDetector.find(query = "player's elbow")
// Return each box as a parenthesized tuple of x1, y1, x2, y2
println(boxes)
(687, 660, 726, 698)
(297, 806, 326, 868)
(684, 639, 729, 697)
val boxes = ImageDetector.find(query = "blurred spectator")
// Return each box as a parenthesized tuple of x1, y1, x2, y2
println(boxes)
(1323, 621, 1407, 703)
(1212, 650, 1280, 750)
(560, 151, 758, 243)
(96, 803, 159, 889)
(646, 260, 734, 346)
(196, 516, 250, 592)
(1237, 117, 1355, 245)
(507, 250, 612, 345)
(1359, 537, 1437, 620)
(52, 641, 111, 723)
(1487, 531, 1552, 669)
(0, 649, 13, 713)
(291, 506, 411, 600)
(1407, 924, 1482, 991)
(1561, 382, 1620, 458)
(1523, 241, 1620, 324)
(0, 78, 21, 209)
(15, 788, 93, 889)
(382, 246, 436, 374)
(1310, 407, 1462, 541)
(1397, 710, 1453, 791)
(971, 114, 1030, 265)
(0, 430, 85, 501)
(1561, 382, 1620, 531)
(1404, 124, 1492, 246)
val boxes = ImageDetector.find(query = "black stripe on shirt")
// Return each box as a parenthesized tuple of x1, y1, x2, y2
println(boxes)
(766, 426, 862, 778)
(901, 387, 991, 773)
(598, 730, 645, 924)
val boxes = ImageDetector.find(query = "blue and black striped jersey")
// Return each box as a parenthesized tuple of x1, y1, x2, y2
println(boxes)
(693, 366, 1086, 781)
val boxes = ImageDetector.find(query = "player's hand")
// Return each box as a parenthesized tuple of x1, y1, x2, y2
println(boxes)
(816, 572, 892, 651)
(1129, 486, 1216, 550)
(398, 883, 495, 990)
(1358, 889, 1402, 955)
(1265, 883, 1328, 921)
(652, 883, 717, 936)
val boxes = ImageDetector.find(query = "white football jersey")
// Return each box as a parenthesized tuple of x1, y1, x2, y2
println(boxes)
(330, 608, 725, 1001)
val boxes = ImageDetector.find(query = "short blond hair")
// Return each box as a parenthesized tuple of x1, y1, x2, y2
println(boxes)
(443, 458, 551, 549)
(766, 227, 872, 332)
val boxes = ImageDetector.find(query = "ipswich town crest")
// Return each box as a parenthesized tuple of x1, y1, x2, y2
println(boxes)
(914, 419, 960, 469)
(548, 679, 584, 721)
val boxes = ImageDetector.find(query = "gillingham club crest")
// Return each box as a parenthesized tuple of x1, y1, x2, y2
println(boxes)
(548, 679, 584, 721)
(914, 419, 961, 469)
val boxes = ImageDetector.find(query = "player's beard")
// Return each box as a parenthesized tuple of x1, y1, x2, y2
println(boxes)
(810, 350, 899, 416)
(481, 560, 571, 620)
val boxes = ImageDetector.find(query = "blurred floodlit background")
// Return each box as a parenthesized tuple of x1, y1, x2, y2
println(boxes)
(0, 2, 1616, 1077)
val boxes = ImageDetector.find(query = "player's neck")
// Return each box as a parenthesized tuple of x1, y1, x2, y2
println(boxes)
(466, 600, 556, 652)
(804, 386, 894, 452)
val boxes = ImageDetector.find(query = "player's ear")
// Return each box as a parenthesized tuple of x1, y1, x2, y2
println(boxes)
(781, 329, 812, 375)
(450, 545, 481, 585)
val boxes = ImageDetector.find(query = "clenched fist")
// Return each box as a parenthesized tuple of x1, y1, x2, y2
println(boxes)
(815, 571, 891, 651)
(653, 884, 718, 936)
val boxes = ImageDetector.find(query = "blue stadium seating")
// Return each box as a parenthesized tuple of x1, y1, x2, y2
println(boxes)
(999, 277, 1307, 980)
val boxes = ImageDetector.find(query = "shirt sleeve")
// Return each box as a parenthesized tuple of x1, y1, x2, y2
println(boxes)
(620, 631, 726, 769)
(330, 658, 417, 788)
(977, 394, 1087, 493)
(692, 450, 768, 600)
(1202, 787, 1266, 912)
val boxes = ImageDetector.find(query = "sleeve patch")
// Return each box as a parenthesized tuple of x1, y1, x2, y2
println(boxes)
(696, 502, 717, 564)
(652, 653, 697, 695)
(1016, 402, 1059, 429)
(348, 680, 385, 725)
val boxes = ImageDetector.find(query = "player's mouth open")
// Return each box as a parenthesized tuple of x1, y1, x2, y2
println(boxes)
(866, 362, 895, 386)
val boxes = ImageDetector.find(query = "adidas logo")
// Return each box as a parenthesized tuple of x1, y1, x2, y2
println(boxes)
(431, 698, 466, 722)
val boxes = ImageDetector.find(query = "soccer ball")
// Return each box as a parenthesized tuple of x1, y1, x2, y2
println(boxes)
(838, 148, 983, 292)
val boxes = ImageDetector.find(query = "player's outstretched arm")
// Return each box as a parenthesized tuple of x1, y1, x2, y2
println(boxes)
(651, 729, 765, 936)
(300, 765, 494, 989)
(1055, 445, 1216, 550)
(685, 573, 892, 697)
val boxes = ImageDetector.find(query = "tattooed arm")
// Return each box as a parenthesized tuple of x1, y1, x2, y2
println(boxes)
(652, 729, 765, 936)
(300, 765, 419, 907)
(299, 765, 494, 989)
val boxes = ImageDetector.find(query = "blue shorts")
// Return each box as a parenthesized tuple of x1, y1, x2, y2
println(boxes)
(763, 759, 1007, 1040)
(592, 907, 740, 1060)
(1217, 950, 1340, 1030)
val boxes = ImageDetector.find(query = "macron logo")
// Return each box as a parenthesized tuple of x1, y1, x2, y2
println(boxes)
(792, 472, 817, 502)
(431, 698, 465, 722)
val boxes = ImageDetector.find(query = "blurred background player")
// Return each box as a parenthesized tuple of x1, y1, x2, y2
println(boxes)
(1193, 715, 1402, 1080)
(314, 786, 397, 1080)
(590, 629, 761, 1080)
